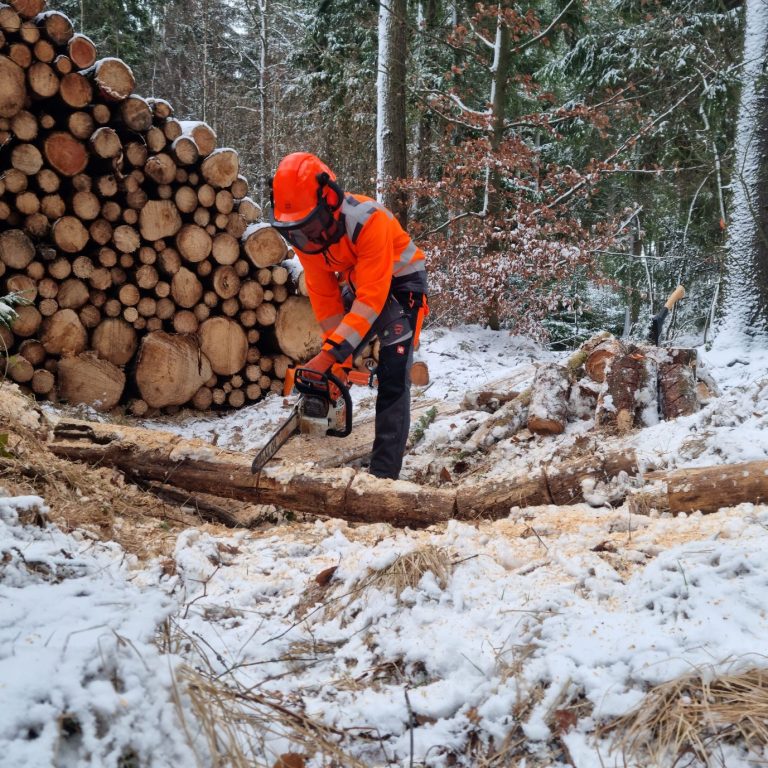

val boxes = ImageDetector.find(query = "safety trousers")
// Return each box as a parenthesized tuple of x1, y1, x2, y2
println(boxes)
(370, 297, 421, 479)
(346, 290, 423, 479)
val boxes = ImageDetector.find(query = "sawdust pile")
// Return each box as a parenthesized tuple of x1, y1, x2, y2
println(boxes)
(0, 383, 209, 559)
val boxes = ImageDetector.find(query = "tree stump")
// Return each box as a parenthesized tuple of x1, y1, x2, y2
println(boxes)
(658, 348, 698, 419)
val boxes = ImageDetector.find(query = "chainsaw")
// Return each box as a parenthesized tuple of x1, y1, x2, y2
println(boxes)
(250, 368, 356, 473)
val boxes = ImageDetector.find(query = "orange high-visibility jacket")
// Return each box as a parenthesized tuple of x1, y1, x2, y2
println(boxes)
(296, 194, 427, 362)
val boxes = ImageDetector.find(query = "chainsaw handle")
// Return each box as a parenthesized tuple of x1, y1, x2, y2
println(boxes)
(325, 371, 352, 437)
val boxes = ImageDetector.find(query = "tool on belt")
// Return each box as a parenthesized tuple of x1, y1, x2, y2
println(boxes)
(251, 368, 355, 473)
(648, 285, 685, 346)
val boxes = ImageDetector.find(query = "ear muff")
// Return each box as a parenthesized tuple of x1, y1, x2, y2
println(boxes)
(316, 172, 343, 212)
(268, 175, 275, 209)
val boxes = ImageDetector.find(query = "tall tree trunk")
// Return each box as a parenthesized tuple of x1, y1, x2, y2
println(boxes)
(717, 0, 768, 344)
(258, 0, 268, 209)
(483, 8, 510, 330)
(376, 0, 408, 227)
(413, 0, 438, 216)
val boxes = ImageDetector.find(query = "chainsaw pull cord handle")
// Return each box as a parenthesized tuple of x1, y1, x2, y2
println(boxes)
(325, 371, 353, 437)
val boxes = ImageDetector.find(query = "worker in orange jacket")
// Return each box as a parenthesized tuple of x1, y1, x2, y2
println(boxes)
(270, 152, 428, 480)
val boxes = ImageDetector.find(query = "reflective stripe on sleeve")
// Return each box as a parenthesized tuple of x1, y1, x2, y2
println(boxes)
(319, 314, 343, 333)
(331, 321, 364, 349)
(393, 240, 423, 275)
(350, 299, 379, 324)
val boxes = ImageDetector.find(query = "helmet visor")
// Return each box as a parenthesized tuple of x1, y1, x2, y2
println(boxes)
(271, 203, 340, 255)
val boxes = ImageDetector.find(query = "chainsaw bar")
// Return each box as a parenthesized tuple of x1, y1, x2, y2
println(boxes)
(251, 405, 301, 473)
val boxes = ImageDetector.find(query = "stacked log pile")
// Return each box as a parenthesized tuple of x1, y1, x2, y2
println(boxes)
(0, 0, 321, 413)
(465, 332, 706, 450)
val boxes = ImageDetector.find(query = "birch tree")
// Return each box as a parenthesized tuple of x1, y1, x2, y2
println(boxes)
(717, 0, 768, 343)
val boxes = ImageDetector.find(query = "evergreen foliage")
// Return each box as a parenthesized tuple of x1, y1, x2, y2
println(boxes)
(45, 0, 756, 344)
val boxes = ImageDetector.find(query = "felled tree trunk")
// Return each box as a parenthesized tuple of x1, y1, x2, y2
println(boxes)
(48, 419, 644, 526)
(630, 459, 768, 515)
(49, 420, 457, 527)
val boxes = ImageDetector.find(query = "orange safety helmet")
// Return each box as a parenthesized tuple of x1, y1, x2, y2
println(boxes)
(270, 153, 345, 253)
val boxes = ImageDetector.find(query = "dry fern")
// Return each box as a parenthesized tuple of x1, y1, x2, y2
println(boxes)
(604, 662, 768, 766)
(367, 544, 454, 597)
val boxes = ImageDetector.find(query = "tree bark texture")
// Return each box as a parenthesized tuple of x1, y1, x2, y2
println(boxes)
(376, 0, 408, 227)
(49, 418, 645, 526)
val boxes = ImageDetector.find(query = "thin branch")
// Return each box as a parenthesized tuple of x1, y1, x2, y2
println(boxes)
(424, 210, 487, 237)
(514, 0, 576, 54)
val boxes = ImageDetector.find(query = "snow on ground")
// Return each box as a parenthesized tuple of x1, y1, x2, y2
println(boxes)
(133, 325, 546, 454)
(7, 325, 768, 767)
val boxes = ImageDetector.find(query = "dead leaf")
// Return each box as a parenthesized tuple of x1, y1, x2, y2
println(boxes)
(553, 708, 578, 733)
(272, 754, 305, 768)
(315, 565, 338, 586)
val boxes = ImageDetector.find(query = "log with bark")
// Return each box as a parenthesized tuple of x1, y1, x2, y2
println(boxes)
(527, 363, 570, 434)
(48, 418, 648, 526)
(657, 348, 699, 419)
(595, 343, 654, 433)
(629, 459, 768, 515)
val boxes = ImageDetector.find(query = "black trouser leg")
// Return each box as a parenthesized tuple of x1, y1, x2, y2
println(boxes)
(369, 304, 419, 480)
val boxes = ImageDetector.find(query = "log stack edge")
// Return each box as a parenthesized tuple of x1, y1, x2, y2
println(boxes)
(0, 0, 320, 413)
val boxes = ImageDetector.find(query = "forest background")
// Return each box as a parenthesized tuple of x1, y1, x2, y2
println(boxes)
(57, 0, 766, 348)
